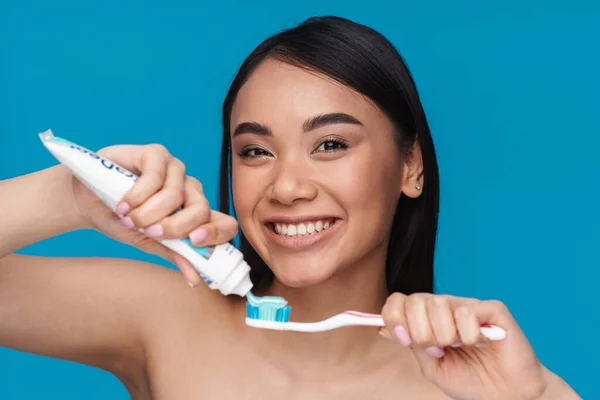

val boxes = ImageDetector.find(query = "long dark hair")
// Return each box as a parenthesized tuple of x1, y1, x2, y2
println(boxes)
(219, 16, 439, 295)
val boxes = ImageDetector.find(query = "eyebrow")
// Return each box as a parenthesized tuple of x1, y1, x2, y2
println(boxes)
(231, 112, 363, 138)
(231, 122, 270, 137)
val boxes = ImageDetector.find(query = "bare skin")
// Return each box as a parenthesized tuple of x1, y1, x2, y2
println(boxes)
(0, 59, 579, 399)
(0, 253, 443, 400)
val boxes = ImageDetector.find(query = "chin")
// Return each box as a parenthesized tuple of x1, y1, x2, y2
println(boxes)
(269, 259, 339, 288)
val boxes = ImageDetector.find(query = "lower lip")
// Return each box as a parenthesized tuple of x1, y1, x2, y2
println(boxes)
(265, 220, 342, 250)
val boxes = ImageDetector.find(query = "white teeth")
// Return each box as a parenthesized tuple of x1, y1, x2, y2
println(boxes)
(297, 224, 307, 235)
(315, 221, 323, 231)
(287, 224, 297, 236)
(273, 219, 335, 236)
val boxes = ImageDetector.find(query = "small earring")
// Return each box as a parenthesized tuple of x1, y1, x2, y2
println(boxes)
(415, 183, 421, 191)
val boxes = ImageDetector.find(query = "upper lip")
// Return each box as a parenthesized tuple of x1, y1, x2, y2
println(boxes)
(264, 215, 340, 224)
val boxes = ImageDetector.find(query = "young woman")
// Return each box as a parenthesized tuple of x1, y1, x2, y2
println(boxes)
(0, 16, 580, 399)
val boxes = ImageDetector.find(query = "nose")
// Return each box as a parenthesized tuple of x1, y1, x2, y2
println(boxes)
(266, 157, 318, 206)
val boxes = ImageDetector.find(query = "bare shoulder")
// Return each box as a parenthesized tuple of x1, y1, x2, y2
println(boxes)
(119, 256, 237, 333)
(0, 254, 234, 377)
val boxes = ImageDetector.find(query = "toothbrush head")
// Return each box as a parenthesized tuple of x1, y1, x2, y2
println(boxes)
(245, 292, 291, 323)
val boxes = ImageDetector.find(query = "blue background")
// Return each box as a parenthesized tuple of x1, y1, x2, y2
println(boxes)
(1, 1, 598, 398)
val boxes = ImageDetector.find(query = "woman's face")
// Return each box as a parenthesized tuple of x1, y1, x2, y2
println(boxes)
(230, 59, 422, 288)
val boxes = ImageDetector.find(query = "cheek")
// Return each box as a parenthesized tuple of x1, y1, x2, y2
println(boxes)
(323, 152, 402, 256)
(326, 152, 401, 220)
(231, 163, 263, 226)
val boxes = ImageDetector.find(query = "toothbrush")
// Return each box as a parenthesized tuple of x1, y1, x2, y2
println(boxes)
(245, 297, 507, 341)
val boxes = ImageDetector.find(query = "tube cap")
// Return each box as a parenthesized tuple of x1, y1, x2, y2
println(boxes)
(219, 260, 253, 296)
(231, 273, 253, 297)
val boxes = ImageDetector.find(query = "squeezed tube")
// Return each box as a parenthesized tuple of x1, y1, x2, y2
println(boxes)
(39, 129, 253, 297)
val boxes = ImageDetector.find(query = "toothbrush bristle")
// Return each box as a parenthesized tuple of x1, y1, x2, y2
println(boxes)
(278, 306, 291, 322)
(246, 303, 291, 322)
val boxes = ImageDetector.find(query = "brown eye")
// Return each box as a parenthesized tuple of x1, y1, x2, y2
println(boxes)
(238, 147, 272, 158)
(314, 139, 349, 153)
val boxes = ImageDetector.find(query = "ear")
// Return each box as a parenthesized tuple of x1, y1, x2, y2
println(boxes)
(400, 138, 424, 198)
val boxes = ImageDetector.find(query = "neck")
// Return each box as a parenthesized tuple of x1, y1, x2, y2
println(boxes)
(244, 241, 392, 379)
(267, 259, 388, 322)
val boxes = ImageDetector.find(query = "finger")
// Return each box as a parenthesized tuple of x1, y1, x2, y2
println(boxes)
(469, 300, 513, 343)
(158, 204, 210, 239)
(454, 304, 482, 346)
(188, 211, 239, 247)
(439, 294, 480, 308)
(171, 252, 204, 287)
(470, 300, 513, 327)
(163, 158, 186, 192)
(160, 176, 211, 237)
(436, 295, 479, 347)
(137, 175, 210, 239)
(117, 145, 171, 214)
(406, 293, 435, 347)
(380, 292, 411, 346)
(426, 296, 459, 348)
(184, 175, 205, 197)
(128, 158, 185, 228)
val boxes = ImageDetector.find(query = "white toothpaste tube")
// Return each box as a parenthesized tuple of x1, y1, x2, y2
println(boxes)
(39, 129, 253, 297)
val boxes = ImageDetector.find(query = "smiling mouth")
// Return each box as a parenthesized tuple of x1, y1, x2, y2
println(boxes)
(264, 218, 341, 249)
(269, 218, 337, 237)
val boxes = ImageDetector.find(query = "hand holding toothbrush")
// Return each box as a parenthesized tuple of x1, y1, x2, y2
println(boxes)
(379, 292, 564, 400)
(247, 291, 575, 400)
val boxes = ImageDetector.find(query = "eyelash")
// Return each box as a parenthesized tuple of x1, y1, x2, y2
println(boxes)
(237, 138, 349, 159)
(313, 138, 349, 153)
(237, 147, 271, 159)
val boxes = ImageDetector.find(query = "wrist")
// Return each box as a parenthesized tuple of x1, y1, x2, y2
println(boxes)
(24, 165, 89, 234)
(53, 165, 91, 231)
(53, 165, 90, 231)
(537, 366, 581, 400)
(0, 165, 89, 257)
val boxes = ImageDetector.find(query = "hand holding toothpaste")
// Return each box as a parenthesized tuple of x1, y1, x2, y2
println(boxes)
(69, 142, 239, 287)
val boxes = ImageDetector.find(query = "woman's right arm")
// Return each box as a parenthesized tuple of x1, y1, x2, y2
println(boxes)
(0, 253, 178, 378)
(0, 165, 88, 258)
(0, 165, 155, 377)
(0, 144, 238, 378)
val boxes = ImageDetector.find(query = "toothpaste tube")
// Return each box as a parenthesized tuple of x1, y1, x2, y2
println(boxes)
(39, 129, 253, 297)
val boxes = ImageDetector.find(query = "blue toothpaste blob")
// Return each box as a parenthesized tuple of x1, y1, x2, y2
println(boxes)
(246, 292, 291, 322)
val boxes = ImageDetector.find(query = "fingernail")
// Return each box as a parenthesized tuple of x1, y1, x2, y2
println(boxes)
(378, 328, 393, 340)
(189, 228, 208, 245)
(116, 202, 131, 215)
(475, 341, 486, 348)
(451, 341, 463, 348)
(186, 280, 195, 288)
(120, 216, 134, 229)
(425, 346, 445, 358)
(144, 224, 164, 238)
(393, 325, 412, 347)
